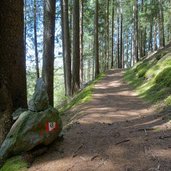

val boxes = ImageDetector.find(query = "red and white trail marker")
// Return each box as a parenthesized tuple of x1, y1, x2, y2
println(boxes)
(46, 122, 59, 132)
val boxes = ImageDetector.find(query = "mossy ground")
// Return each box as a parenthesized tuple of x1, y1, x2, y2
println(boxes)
(124, 46, 171, 107)
(0, 156, 28, 171)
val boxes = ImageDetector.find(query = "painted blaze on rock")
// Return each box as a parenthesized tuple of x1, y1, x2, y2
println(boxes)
(0, 78, 62, 160)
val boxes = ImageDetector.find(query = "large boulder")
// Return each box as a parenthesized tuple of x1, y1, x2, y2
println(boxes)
(0, 107, 62, 160)
(28, 78, 49, 112)
(0, 78, 63, 161)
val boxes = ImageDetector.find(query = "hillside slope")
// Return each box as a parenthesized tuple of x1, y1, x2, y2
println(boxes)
(125, 43, 171, 108)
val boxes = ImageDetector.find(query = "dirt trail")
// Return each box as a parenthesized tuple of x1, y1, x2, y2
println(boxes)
(29, 69, 171, 171)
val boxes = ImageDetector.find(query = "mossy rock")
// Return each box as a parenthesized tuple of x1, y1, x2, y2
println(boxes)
(0, 107, 62, 160)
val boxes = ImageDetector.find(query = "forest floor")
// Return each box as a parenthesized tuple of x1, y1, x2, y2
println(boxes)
(29, 69, 171, 171)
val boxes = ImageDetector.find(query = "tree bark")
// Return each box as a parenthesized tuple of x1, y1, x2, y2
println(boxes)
(106, 0, 110, 70)
(117, 13, 120, 68)
(149, 16, 153, 52)
(139, 0, 145, 57)
(0, 0, 27, 144)
(80, 0, 84, 85)
(120, 9, 123, 68)
(42, 0, 56, 106)
(61, 0, 72, 96)
(153, 18, 158, 51)
(72, 0, 80, 94)
(60, 0, 67, 95)
(34, 0, 40, 78)
(95, 0, 99, 77)
(111, 0, 115, 68)
(133, 0, 139, 63)
(158, 0, 165, 48)
(126, 32, 129, 67)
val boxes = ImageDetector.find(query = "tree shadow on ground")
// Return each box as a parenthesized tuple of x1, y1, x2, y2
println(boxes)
(31, 108, 171, 171)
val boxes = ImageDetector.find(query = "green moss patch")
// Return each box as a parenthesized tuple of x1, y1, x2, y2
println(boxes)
(124, 47, 171, 106)
(0, 156, 28, 171)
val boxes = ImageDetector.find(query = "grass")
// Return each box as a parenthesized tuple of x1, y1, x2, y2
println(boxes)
(59, 73, 105, 114)
(0, 156, 28, 171)
(124, 47, 171, 106)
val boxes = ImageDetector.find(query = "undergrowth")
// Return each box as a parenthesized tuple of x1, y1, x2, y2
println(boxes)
(124, 47, 171, 107)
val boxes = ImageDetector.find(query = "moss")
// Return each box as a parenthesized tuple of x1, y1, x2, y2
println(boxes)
(155, 67, 171, 87)
(0, 156, 28, 171)
(124, 47, 171, 107)
(59, 73, 105, 114)
(165, 96, 171, 106)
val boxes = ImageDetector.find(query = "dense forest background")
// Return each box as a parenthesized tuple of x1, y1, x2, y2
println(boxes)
(1, 0, 171, 145)
(25, 0, 171, 104)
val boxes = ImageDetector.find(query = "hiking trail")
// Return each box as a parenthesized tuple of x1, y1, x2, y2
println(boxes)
(29, 69, 171, 171)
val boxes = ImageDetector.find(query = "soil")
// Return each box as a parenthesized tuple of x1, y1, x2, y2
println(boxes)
(29, 69, 171, 171)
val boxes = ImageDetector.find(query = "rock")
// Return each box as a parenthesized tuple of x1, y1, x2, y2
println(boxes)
(0, 78, 63, 161)
(0, 107, 62, 160)
(28, 78, 49, 112)
(12, 108, 27, 121)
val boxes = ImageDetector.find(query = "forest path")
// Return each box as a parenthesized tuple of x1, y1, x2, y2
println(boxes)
(29, 69, 171, 171)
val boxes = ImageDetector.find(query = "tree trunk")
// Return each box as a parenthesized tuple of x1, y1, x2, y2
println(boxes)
(34, 0, 40, 78)
(42, 0, 56, 106)
(111, 0, 115, 68)
(142, 27, 147, 57)
(120, 10, 123, 68)
(153, 18, 158, 51)
(95, 0, 99, 77)
(140, 0, 145, 57)
(167, 25, 170, 44)
(106, 0, 110, 70)
(60, 0, 67, 95)
(139, 29, 142, 58)
(61, 0, 72, 96)
(149, 16, 153, 52)
(131, 31, 134, 66)
(24, 0, 27, 58)
(158, 0, 165, 48)
(133, 0, 139, 63)
(80, 0, 84, 85)
(88, 59, 91, 81)
(0, 0, 27, 144)
(126, 32, 129, 67)
(117, 12, 120, 68)
(72, 0, 80, 94)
